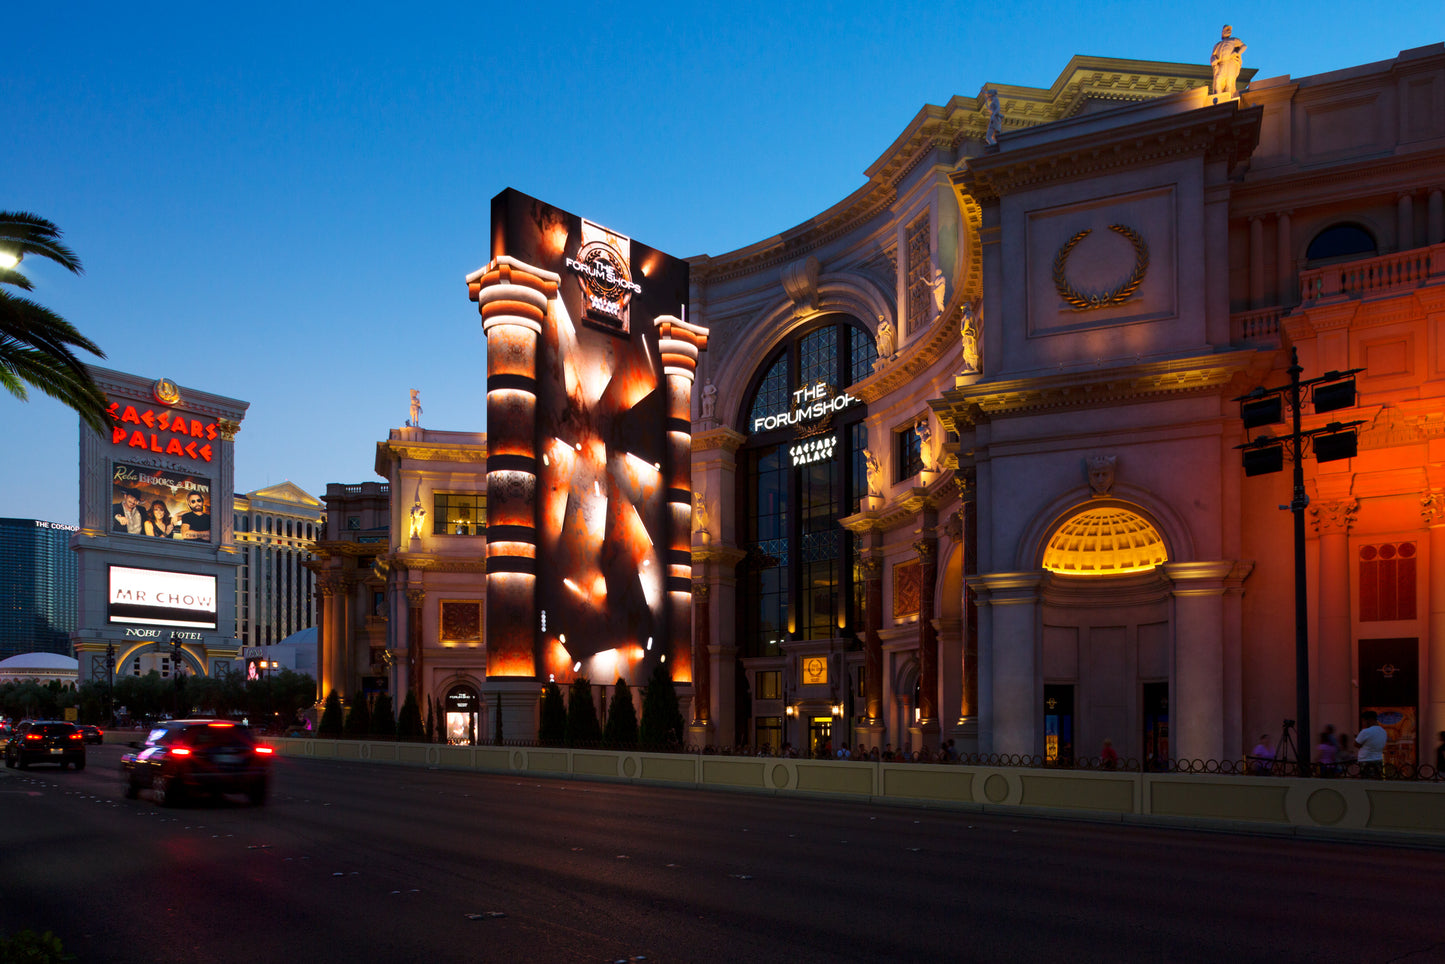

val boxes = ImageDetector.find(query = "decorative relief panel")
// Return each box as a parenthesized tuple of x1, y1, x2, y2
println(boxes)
(1025, 186, 1177, 339)
(439, 600, 482, 644)
(905, 214, 932, 335)
(893, 559, 921, 618)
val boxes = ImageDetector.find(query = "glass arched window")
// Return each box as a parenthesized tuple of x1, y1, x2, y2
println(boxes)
(1306, 223, 1376, 263)
(1042, 505, 1168, 575)
(736, 315, 876, 657)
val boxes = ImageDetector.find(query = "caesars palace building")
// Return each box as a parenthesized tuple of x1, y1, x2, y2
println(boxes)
(319, 42, 1445, 766)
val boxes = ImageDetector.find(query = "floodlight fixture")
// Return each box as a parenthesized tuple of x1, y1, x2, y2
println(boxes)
(1240, 393, 1283, 429)
(1312, 377, 1356, 414)
(1312, 425, 1358, 463)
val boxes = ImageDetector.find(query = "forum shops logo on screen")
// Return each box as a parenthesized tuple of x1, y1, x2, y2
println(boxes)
(565, 219, 642, 334)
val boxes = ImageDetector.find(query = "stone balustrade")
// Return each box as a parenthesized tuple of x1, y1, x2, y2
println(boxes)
(1300, 242, 1445, 304)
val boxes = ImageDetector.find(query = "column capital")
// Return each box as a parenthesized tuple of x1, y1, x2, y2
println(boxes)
(913, 538, 937, 563)
(406, 588, 426, 608)
(1311, 498, 1358, 535)
(691, 581, 711, 600)
(1423, 490, 1445, 527)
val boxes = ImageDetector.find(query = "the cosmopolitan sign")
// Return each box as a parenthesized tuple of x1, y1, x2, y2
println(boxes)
(107, 566, 217, 630)
(752, 381, 859, 433)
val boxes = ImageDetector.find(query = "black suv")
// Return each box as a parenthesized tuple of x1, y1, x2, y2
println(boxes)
(122, 719, 273, 806)
(4, 721, 86, 770)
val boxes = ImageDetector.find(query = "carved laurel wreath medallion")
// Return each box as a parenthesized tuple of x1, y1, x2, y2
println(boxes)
(1052, 224, 1149, 311)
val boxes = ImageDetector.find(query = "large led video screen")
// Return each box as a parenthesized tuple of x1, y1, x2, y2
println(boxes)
(111, 462, 213, 542)
(490, 189, 690, 682)
(107, 565, 218, 629)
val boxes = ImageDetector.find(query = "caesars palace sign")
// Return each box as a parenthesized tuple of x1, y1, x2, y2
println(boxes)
(752, 381, 860, 467)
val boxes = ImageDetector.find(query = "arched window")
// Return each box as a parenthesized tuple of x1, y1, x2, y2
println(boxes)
(1041, 505, 1168, 575)
(736, 315, 876, 657)
(1306, 223, 1376, 263)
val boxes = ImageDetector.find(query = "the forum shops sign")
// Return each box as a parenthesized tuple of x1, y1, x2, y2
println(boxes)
(752, 381, 860, 467)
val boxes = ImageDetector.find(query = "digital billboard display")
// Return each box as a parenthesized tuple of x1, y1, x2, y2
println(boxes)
(107, 565, 218, 630)
(110, 462, 212, 542)
(485, 189, 693, 684)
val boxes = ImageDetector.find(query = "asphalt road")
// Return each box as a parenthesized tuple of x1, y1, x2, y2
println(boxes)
(2, 745, 1442, 964)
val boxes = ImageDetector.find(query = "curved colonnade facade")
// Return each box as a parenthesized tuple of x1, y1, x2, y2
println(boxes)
(689, 46, 1445, 765)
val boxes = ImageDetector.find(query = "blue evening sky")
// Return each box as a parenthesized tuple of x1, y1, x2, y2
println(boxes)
(7, 2, 1439, 524)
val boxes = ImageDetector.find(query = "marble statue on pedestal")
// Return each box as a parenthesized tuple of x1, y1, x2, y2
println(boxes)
(1210, 25, 1247, 99)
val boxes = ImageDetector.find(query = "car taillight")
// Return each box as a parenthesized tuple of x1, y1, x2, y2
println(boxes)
(254, 746, 273, 755)
(169, 747, 192, 756)
(24, 734, 42, 741)
(70, 732, 82, 741)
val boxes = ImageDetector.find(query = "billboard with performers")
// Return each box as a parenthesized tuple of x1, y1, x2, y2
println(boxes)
(107, 565, 218, 630)
(111, 462, 212, 542)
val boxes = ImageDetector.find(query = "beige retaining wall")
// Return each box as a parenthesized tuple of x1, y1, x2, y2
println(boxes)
(266, 738, 1445, 843)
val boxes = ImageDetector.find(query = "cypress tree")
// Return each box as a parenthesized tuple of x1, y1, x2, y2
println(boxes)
(318, 690, 344, 738)
(640, 663, 685, 749)
(397, 690, 424, 741)
(603, 677, 639, 748)
(343, 695, 371, 738)
(538, 681, 567, 745)
(371, 693, 396, 738)
(564, 677, 601, 746)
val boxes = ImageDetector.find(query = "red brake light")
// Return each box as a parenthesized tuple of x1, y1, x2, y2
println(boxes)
(169, 747, 191, 756)
(207, 722, 235, 728)
(70, 732, 82, 740)
(24, 733, 42, 741)
(254, 746, 273, 755)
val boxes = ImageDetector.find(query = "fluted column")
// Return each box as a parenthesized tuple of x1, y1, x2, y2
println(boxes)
(861, 553, 884, 723)
(1276, 211, 1294, 307)
(915, 539, 939, 739)
(1249, 216, 1266, 307)
(1424, 492, 1445, 753)
(690, 581, 711, 724)
(656, 315, 710, 679)
(468, 256, 556, 679)
(1398, 193, 1416, 251)
(1313, 500, 1357, 737)
(406, 588, 426, 706)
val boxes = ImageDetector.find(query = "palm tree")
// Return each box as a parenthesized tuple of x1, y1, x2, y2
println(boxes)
(0, 211, 110, 434)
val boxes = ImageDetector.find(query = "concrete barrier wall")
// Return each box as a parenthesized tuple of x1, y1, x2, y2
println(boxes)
(265, 738, 1445, 843)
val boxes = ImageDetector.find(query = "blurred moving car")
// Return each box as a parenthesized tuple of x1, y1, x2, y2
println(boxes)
(4, 721, 86, 770)
(79, 724, 104, 745)
(121, 719, 273, 806)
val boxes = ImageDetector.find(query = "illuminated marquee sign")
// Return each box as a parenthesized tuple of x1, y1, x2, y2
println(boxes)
(107, 565, 217, 630)
(565, 219, 642, 334)
(753, 381, 860, 433)
(106, 401, 217, 463)
(790, 435, 838, 466)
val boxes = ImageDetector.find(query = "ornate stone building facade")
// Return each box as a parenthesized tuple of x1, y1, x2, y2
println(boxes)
(690, 44, 1445, 765)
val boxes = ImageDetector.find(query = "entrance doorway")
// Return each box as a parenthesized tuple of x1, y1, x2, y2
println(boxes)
(808, 718, 832, 759)
(1142, 681, 1168, 769)
(1043, 684, 1074, 764)
(1359, 638, 1419, 769)
(445, 684, 480, 745)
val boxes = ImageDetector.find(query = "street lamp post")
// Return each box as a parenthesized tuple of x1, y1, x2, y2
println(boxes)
(105, 643, 116, 726)
(1235, 348, 1363, 774)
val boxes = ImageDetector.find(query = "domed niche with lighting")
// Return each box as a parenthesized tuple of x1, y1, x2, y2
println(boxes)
(1041, 506, 1168, 575)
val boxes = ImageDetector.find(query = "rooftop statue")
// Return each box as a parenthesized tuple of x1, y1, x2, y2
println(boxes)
(408, 388, 422, 428)
(1210, 25, 1247, 99)
(985, 89, 1004, 147)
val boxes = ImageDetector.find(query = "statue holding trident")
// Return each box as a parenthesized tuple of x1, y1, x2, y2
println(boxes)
(1210, 25, 1247, 99)
(408, 389, 422, 427)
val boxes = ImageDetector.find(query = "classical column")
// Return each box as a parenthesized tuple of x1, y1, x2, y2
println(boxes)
(1276, 211, 1294, 307)
(915, 538, 939, 752)
(973, 573, 1043, 757)
(1398, 192, 1416, 251)
(317, 574, 338, 703)
(656, 316, 710, 678)
(1165, 562, 1237, 762)
(861, 553, 884, 722)
(1313, 500, 1357, 736)
(690, 581, 711, 724)
(1423, 492, 1445, 753)
(406, 588, 426, 707)
(961, 490, 979, 738)
(1249, 216, 1265, 308)
(469, 256, 555, 680)
(1428, 189, 1444, 246)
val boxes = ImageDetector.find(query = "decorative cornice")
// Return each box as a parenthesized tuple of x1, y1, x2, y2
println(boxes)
(379, 441, 488, 464)
(692, 426, 747, 454)
(934, 351, 1256, 428)
(390, 557, 488, 574)
(840, 475, 956, 535)
(961, 100, 1261, 203)
(691, 545, 748, 567)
